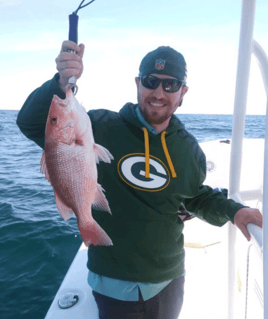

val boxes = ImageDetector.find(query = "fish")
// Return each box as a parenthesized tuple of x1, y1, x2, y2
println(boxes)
(40, 88, 114, 247)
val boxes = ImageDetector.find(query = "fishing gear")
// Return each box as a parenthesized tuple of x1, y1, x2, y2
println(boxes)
(68, 0, 97, 94)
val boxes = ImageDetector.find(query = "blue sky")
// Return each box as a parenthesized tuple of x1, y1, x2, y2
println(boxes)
(1, 0, 268, 114)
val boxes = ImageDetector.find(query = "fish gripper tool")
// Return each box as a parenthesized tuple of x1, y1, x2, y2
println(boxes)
(68, 0, 97, 95)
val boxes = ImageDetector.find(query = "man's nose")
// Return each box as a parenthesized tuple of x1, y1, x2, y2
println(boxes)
(151, 83, 166, 99)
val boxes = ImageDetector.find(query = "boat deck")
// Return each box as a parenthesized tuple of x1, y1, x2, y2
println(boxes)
(180, 218, 229, 319)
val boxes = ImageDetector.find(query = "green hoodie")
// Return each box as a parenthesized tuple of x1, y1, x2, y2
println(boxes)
(16, 73, 245, 284)
(87, 102, 245, 283)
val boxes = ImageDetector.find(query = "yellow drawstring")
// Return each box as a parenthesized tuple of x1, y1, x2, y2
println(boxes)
(142, 127, 177, 179)
(161, 131, 177, 178)
(142, 127, 150, 178)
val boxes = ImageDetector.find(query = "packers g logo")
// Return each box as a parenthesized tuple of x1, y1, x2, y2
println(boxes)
(117, 153, 170, 192)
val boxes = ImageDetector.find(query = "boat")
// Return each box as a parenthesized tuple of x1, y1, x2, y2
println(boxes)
(44, 0, 267, 318)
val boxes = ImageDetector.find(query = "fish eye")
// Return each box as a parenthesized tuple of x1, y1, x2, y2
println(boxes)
(50, 117, 57, 125)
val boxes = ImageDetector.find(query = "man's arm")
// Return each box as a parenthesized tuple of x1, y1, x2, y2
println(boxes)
(183, 187, 263, 241)
(183, 186, 246, 226)
(182, 145, 263, 240)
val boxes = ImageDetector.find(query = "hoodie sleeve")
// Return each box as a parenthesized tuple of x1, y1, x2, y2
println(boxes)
(183, 147, 246, 226)
(16, 73, 66, 150)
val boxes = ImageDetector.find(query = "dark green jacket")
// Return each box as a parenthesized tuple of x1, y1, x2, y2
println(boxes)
(16, 73, 245, 283)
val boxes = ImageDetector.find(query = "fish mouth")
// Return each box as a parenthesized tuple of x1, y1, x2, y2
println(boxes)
(66, 87, 74, 99)
(52, 95, 70, 110)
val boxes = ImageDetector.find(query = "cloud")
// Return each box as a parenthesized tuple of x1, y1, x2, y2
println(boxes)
(2, 22, 267, 114)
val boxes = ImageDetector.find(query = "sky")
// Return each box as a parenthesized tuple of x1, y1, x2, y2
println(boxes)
(0, 0, 268, 114)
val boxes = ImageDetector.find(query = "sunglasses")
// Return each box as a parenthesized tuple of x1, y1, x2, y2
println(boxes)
(140, 74, 185, 93)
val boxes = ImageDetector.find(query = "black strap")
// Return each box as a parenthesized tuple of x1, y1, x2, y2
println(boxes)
(74, 0, 97, 14)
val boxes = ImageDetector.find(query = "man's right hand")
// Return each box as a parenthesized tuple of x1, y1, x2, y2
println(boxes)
(55, 41, 85, 93)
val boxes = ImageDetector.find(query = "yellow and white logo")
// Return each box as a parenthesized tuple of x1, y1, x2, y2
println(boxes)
(117, 153, 170, 192)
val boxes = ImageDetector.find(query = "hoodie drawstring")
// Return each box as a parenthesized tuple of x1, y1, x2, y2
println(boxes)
(142, 128, 150, 178)
(161, 131, 177, 178)
(142, 127, 177, 179)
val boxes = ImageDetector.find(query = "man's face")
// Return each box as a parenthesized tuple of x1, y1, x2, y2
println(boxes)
(135, 73, 188, 131)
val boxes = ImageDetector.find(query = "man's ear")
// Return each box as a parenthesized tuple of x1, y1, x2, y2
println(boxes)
(181, 85, 189, 97)
(178, 86, 189, 107)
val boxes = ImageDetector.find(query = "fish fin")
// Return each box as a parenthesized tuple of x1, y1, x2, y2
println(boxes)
(94, 144, 114, 164)
(78, 220, 113, 247)
(54, 192, 74, 221)
(40, 151, 51, 183)
(92, 184, 112, 215)
(41, 152, 73, 220)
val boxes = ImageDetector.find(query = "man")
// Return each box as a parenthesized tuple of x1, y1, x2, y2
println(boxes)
(16, 41, 263, 319)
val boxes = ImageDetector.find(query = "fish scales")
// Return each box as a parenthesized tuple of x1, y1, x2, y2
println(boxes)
(40, 88, 114, 247)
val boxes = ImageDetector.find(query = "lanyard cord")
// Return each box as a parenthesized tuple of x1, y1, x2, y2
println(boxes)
(74, 0, 97, 14)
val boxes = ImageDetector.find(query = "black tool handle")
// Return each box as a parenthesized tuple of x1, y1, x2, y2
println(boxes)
(69, 12, 79, 44)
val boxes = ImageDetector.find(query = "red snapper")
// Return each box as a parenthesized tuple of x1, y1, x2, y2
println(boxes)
(40, 88, 113, 247)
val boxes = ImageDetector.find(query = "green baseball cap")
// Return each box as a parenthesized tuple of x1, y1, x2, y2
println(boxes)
(139, 46, 187, 83)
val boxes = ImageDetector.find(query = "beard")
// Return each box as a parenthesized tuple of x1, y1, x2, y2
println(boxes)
(141, 108, 170, 124)
(138, 95, 174, 125)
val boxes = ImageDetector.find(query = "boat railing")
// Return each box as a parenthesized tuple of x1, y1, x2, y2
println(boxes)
(227, 0, 268, 318)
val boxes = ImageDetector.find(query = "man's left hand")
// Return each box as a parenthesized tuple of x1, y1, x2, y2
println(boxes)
(234, 208, 263, 241)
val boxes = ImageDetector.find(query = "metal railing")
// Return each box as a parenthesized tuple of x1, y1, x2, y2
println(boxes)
(228, 0, 268, 318)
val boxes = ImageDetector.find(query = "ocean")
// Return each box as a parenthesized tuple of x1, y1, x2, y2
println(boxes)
(0, 109, 266, 319)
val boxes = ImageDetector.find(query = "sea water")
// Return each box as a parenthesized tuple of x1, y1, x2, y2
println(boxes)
(0, 110, 265, 319)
